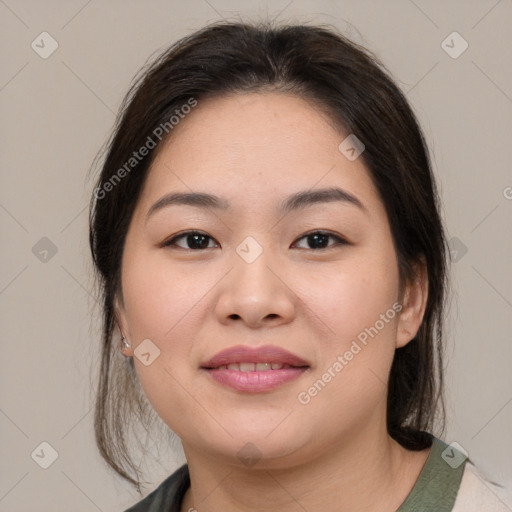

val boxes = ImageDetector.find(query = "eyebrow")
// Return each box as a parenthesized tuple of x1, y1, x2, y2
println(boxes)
(146, 186, 366, 221)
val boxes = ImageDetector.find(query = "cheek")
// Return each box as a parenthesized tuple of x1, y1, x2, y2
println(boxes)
(121, 256, 200, 423)
(122, 249, 201, 339)
(301, 253, 400, 345)
(120, 246, 219, 398)
(297, 267, 399, 427)
(298, 247, 400, 409)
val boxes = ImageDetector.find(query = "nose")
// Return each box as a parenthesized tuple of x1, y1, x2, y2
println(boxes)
(214, 249, 296, 329)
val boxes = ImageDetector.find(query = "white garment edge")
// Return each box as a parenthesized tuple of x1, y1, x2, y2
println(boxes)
(452, 462, 512, 512)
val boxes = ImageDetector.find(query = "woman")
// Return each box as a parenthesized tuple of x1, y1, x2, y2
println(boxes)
(88, 20, 509, 512)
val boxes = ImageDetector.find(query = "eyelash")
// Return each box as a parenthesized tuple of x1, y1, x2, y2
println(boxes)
(161, 230, 349, 251)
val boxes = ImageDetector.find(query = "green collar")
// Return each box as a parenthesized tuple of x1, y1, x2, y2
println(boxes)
(397, 437, 468, 511)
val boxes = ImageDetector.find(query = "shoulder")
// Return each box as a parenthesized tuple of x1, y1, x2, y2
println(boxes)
(397, 436, 511, 512)
(453, 462, 512, 512)
(123, 464, 190, 512)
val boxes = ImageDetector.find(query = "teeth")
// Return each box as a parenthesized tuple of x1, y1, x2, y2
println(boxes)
(216, 362, 288, 371)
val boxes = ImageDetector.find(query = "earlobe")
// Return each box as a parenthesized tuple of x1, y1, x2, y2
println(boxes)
(395, 259, 429, 349)
(120, 334, 133, 356)
(114, 295, 134, 357)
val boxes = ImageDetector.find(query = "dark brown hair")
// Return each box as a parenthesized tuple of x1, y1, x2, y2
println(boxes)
(89, 20, 448, 492)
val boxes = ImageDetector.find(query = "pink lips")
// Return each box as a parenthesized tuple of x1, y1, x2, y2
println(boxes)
(201, 345, 309, 393)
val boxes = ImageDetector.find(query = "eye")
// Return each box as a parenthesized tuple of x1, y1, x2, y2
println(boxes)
(292, 230, 349, 250)
(161, 230, 219, 250)
(161, 229, 348, 251)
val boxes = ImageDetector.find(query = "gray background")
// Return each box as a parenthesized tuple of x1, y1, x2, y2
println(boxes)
(1, 0, 511, 510)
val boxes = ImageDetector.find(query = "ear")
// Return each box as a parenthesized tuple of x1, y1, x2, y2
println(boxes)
(114, 293, 133, 357)
(396, 257, 429, 349)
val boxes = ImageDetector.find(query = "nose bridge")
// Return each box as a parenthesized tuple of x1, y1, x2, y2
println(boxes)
(232, 239, 280, 303)
(234, 246, 274, 293)
(214, 237, 295, 327)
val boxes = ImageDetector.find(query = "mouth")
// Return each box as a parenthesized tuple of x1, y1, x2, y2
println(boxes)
(201, 344, 309, 369)
(205, 362, 305, 371)
(200, 345, 310, 392)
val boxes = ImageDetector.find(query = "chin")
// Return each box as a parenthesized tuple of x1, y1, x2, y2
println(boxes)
(186, 423, 317, 470)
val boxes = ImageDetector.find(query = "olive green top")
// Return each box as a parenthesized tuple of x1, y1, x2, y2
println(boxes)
(397, 437, 467, 511)
(124, 437, 468, 512)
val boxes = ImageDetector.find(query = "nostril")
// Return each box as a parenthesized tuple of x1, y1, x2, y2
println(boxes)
(229, 314, 241, 319)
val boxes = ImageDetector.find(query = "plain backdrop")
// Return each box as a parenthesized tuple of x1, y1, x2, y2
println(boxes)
(1, 0, 511, 510)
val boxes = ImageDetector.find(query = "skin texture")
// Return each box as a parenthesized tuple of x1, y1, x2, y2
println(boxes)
(116, 92, 430, 512)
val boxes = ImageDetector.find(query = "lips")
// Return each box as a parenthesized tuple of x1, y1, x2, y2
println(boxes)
(201, 344, 309, 369)
(201, 345, 309, 393)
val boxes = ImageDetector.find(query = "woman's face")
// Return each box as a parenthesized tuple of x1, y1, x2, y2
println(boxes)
(117, 92, 426, 468)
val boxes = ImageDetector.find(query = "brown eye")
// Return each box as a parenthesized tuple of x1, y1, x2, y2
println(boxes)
(162, 231, 219, 250)
(293, 231, 348, 250)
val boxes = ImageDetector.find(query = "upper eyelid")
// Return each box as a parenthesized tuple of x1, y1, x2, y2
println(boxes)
(293, 231, 348, 247)
(162, 230, 217, 247)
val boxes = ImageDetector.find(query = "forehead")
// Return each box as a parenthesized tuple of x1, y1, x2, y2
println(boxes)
(156, 92, 346, 165)
(137, 92, 382, 217)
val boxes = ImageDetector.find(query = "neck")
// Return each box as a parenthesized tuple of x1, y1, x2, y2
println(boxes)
(180, 426, 431, 512)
